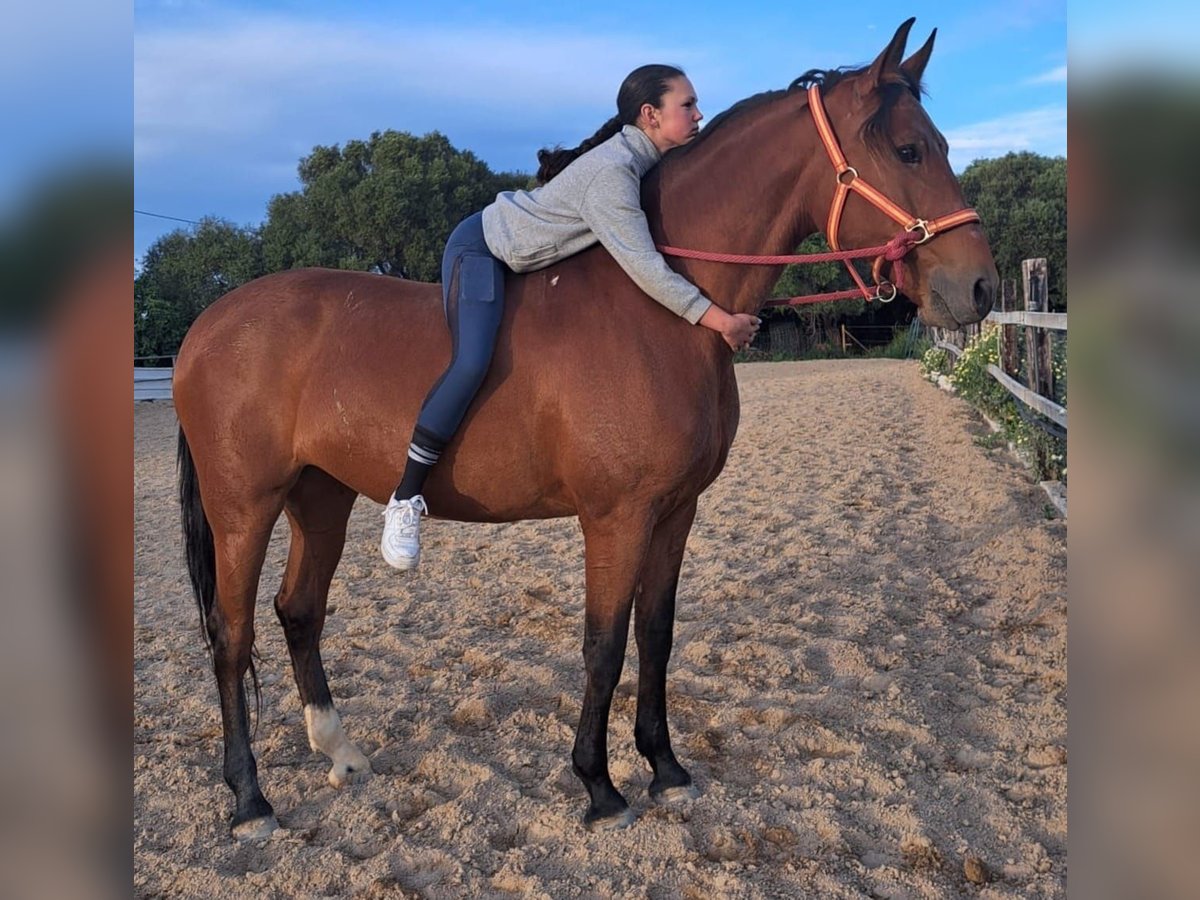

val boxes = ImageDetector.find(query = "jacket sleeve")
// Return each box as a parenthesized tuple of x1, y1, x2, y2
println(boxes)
(577, 165, 713, 324)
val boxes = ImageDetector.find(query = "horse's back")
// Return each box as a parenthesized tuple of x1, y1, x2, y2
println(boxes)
(178, 268, 441, 361)
(173, 261, 733, 522)
(176, 268, 444, 400)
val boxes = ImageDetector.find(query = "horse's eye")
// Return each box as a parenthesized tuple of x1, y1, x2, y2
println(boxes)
(897, 144, 921, 164)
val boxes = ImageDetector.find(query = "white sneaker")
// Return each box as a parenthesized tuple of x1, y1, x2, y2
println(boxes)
(381, 494, 428, 570)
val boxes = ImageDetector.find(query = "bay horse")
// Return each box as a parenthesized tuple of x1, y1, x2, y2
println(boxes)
(173, 19, 998, 840)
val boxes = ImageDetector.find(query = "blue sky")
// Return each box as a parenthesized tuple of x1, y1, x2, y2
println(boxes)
(133, 0, 1067, 265)
(1, 3, 131, 208)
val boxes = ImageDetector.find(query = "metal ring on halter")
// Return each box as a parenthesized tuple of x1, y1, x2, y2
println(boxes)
(837, 166, 859, 186)
(874, 282, 898, 303)
(906, 219, 932, 244)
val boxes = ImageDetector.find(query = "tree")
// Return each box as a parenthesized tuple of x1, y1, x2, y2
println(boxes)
(261, 130, 531, 281)
(133, 218, 264, 358)
(763, 233, 870, 350)
(134, 278, 183, 361)
(958, 152, 1067, 309)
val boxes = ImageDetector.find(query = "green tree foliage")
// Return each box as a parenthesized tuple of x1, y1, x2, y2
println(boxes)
(261, 130, 531, 281)
(134, 218, 264, 359)
(134, 279, 180, 361)
(769, 233, 845, 305)
(763, 233, 870, 348)
(958, 152, 1067, 309)
(134, 131, 530, 358)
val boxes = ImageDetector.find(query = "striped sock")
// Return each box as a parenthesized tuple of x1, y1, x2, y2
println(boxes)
(406, 442, 441, 467)
(394, 435, 445, 501)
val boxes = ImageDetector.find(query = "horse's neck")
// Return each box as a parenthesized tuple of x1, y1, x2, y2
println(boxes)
(650, 95, 825, 315)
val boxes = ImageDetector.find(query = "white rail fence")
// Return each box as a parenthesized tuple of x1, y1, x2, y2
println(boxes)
(134, 357, 174, 401)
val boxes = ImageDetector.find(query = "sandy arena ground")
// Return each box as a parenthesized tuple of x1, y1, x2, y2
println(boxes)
(134, 359, 1066, 898)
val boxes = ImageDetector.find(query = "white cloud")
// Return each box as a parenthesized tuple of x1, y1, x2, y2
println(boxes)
(1026, 64, 1067, 85)
(134, 13, 692, 168)
(944, 105, 1066, 170)
(1, 1, 127, 74)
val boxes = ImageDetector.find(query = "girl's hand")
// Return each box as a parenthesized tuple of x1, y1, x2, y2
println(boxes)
(700, 306, 761, 351)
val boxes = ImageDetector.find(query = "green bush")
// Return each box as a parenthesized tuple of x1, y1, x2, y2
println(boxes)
(948, 329, 1010, 417)
(939, 328, 1067, 482)
(868, 327, 931, 359)
(919, 346, 952, 378)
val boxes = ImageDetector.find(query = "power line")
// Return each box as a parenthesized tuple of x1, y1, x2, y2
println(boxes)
(135, 209, 202, 226)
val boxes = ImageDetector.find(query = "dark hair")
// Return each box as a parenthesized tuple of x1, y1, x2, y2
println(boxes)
(535, 64, 687, 185)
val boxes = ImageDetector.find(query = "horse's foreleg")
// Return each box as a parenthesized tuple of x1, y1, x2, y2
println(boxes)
(274, 469, 369, 789)
(573, 513, 654, 830)
(210, 516, 280, 840)
(634, 499, 700, 803)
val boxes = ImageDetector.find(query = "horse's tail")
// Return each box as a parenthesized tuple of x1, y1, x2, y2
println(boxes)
(177, 426, 261, 730)
(177, 427, 217, 650)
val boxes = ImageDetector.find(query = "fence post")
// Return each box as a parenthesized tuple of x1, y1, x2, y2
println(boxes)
(1021, 259, 1053, 400)
(1022, 258, 1054, 474)
(999, 278, 1019, 377)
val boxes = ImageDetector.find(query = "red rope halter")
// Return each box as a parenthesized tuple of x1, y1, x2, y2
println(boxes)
(657, 84, 980, 307)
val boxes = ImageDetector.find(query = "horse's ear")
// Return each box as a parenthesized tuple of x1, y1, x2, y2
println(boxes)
(865, 17, 916, 89)
(900, 28, 937, 87)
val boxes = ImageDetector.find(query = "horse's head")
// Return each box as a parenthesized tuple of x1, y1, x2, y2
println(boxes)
(814, 19, 998, 328)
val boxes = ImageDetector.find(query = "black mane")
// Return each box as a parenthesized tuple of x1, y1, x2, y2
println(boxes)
(669, 64, 925, 161)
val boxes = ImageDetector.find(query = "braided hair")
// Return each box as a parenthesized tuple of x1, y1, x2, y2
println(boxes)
(535, 64, 687, 185)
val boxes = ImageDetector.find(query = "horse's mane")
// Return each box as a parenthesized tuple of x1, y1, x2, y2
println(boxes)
(666, 64, 925, 163)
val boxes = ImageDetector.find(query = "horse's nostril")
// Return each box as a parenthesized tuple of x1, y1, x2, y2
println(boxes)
(973, 277, 995, 317)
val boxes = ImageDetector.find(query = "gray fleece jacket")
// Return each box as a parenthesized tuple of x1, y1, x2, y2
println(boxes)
(481, 125, 712, 325)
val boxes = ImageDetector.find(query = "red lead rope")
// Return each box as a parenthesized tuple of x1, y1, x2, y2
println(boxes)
(657, 229, 923, 307)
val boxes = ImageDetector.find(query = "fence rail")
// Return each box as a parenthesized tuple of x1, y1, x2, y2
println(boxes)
(986, 364, 1067, 428)
(931, 257, 1066, 516)
(935, 257, 1065, 435)
(934, 340, 963, 358)
(985, 310, 1067, 331)
(135, 366, 173, 401)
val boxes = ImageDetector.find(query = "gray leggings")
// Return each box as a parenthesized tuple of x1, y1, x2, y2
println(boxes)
(413, 212, 507, 445)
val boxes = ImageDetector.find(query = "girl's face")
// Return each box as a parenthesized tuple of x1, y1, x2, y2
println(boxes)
(640, 77, 703, 153)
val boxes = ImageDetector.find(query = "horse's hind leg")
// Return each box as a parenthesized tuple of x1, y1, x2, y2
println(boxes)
(572, 511, 654, 830)
(274, 467, 370, 789)
(208, 500, 287, 841)
(634, 499, 700, 803)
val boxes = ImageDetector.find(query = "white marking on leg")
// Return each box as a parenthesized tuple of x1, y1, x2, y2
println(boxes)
(304, 705, 373, 788)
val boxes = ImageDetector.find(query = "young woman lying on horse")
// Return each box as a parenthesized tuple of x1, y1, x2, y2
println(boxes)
(380, 65, 762, 570)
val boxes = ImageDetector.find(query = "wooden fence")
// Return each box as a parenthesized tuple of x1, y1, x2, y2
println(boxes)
(933, 257, 1066, 433)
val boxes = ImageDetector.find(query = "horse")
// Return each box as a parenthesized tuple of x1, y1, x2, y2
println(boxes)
(173, 19, 998, 840)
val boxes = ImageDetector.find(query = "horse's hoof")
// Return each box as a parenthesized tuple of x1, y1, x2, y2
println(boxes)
(651, 782, 701, 805)
(328, 758, 373, 788)
(232, 815, 279, 842)
(584, 806, 636, 832)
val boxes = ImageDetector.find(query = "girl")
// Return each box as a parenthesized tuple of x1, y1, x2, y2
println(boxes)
(382, 64, 760, 569)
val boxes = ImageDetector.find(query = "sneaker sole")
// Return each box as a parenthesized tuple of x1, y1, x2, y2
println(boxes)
(380, 542, 420, 571)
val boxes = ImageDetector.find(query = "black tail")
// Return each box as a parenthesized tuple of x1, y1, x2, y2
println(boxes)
(178, 427, 217, 648)
(177, 427, 260, 730)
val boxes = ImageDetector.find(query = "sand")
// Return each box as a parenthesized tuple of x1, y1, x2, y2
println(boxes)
(134, 359, 1066, 899)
